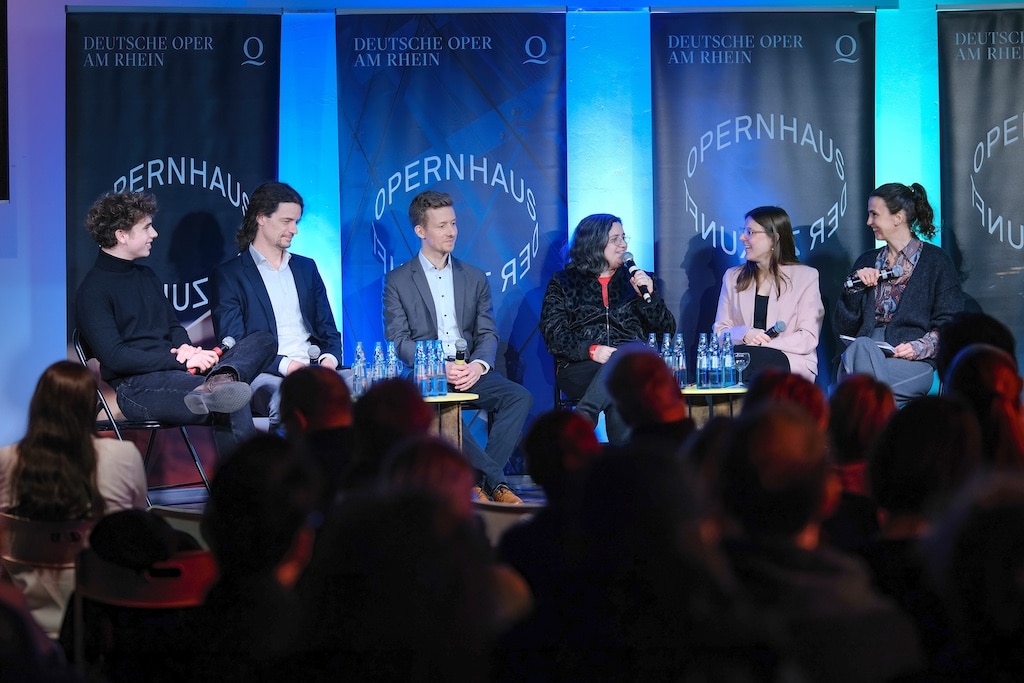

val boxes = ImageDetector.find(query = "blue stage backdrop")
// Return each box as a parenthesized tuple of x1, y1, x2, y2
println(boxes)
(938, 9, 1024, 369)
(336, 11, 567, 405)
(66, 10, 281, 344)
(651, 11, 876, 384)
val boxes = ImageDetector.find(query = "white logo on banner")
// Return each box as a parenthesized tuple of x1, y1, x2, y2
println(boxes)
(242, 37, 266, 66)
(683, 113, 848, 255)
(374, 153, 542, 292)
(524, 36, 549, 64)
(969, 114, 1024, 249)
(834, 35, 859, 63)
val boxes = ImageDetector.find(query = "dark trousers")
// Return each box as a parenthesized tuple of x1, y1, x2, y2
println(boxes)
(557, 360, 629, 445)
(459, 371, 533, 492)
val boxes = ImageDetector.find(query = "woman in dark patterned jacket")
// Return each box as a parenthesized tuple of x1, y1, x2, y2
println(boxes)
(540, 214, 676, 444)
(835, 182, 962, 406)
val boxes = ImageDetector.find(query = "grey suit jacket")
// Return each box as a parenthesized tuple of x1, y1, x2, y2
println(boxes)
(383, 254, 499, 369)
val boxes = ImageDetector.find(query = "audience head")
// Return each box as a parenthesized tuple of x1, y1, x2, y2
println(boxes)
(382, 435, 476, 520)
(828, 373, 897, 467)
(869, 182, 937, 240)
(937, 311, 1016, 380)
(11, 361, 102, 520)
(605, 342, 688, 427)
(869, 396, 982, 521)
(566, 213, 623, 275)
(719, 403, 830, 540)
(84, 190, 158, 249)
(236, 181, 304, 251)
(742, 368, 829, 432)
(279, 365, 353, 435)
(943, 343, 1024, 469)
(521, 409, 599, 502)
(349, 378, 435, 486)
(202, 434, 316, 580)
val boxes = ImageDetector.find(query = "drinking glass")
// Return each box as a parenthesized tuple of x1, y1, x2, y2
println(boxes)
(733, 352, 751, 387)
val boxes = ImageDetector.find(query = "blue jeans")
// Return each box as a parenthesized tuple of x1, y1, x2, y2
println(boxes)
(114, 331, 277, 458)
(458, 371, 533, 492)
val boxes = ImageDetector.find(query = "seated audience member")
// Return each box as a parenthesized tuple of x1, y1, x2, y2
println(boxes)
(740, 367, 830, 433)
(936, 309, 1016, 382)
(922, 472, 1024, 681)
(175, 434, 318, 682)
(279, 365, 354, 513)
(497, 450, 790, 681)
(539, 213, 676, 445)
(821, 374, 896, 552)
(860, 396, 982, 672)
(942, 342, 1024, 469)
(0, 580, 76, 682)
(718, 403, 924, 682)
(0, 361, 147, 638)
(678, 415, 736, 539)
(497, 410, 600, 601)
(293, 491, 497, 682)
(346, 377, 435, 492)
(604, 342, 695, 456)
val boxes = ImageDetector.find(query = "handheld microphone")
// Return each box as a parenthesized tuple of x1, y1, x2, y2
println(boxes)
(188, 336, 235, 374)
(843, 264, 904, 291)
(622, 252, 652, 303)
(454, 339, 467, 364)
(766, 321, 787, 339)
(308, 344, 322, 366)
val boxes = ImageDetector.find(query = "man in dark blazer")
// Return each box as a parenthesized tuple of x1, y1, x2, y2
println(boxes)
(211, 181, 344, 428)
(384, 190, 532, 504)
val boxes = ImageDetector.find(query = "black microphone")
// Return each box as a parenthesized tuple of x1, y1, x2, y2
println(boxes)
(622, 252, 652, 303)
(308, 344, 321, 366)
(843, 264, 904, 291)
(188, 336, 235, 374)
(766, 321, 787, 339)
(454, 339, 467, 365)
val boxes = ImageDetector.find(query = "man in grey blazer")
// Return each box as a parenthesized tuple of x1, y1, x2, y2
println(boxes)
(383, 190, 532, 504)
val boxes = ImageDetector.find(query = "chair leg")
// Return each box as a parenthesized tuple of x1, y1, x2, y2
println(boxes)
(179, 426, 210, 492)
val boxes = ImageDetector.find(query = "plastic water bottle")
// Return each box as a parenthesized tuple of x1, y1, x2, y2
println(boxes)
(647, 333, 658, 351)
(673, 333, 687, 388)
(352, 341, 367, 398)
(722, 332, 736, 387)
(372, 341, 385, 387)
(709, 333, 723, 388)
(414, 341, 429, 397)
(697, 333, 709, 388)
(385, 340, 399, 379)
(433, 340, 447, 397)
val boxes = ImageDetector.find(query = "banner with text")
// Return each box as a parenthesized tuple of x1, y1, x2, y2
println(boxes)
(336, 12, 567, 402)
(938, 9, 1024, 368)
(66, 11, 281, 342)
(651, 12, 875, 382)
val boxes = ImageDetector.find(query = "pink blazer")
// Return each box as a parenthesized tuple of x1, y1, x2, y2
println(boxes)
(713, 263, 824, 380)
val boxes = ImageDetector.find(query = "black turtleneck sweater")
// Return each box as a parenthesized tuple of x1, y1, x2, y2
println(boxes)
(75, 249, 191, 387)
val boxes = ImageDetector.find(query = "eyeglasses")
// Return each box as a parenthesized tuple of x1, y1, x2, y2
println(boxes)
(608, 234, 630, 245)
(741, 227, 767, 237)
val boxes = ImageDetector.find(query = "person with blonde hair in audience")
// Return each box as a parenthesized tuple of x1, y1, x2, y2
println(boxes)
(0, 361, 146, 637)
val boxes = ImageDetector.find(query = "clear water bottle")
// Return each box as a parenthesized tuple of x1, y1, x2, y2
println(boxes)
(352, 341, 367, 398)
(647, 333, 658, 350)
(385, 340, 399, 379)
(372, 341, 385, 387)
(696, 333, 709, 388)
(709, 333, 723, 388)
(722, 332, 736, 387)
(414, 341, 429, 397)
(433, 340, 448, 397)
(673, 333, 687, 388)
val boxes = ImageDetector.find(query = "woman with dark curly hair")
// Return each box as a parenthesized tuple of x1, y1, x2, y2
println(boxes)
(539, 214, 675, 444)
(0, 361, 146, 636)
(835, 183, 963, 406)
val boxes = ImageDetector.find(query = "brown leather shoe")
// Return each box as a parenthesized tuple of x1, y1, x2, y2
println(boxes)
(471, 485, 490, 502)
(491, 484, 523, 505)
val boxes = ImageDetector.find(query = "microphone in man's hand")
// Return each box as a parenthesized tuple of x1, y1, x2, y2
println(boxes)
(455, 339, 467, 364)
(766, 321, 787, 339)
(308, 344, 321, 366)
(622, 252, 652, 303)
(843, 264, 904, 291)
(188, 336, 236, 374)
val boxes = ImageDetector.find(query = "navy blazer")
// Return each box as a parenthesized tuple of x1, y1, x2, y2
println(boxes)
(383, 255, 499, 369)
(210, 250, 343, 375)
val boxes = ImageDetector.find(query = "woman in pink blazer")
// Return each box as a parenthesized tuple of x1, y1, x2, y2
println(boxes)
(714, 206, 824, 381)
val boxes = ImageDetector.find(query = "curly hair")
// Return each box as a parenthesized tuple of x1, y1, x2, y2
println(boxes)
(566, 213, 622, 275)
(85, 191, 158, 249)
(236, 181, 304, 251)
(870, 182, 938, 240)
(408, 190, 454, 229)
(735, 206, 800, 295)
(11, 361, 103, 520)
